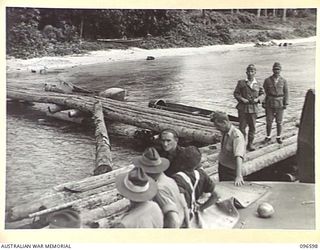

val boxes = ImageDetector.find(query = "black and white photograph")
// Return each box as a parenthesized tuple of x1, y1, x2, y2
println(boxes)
(4, 4, 317, 235)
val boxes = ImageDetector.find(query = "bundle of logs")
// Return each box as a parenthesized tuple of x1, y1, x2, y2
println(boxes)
(5, 81, 299, 229)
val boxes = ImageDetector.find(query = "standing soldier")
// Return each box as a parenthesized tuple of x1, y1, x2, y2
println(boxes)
(263, 62, 289, 144)
(234, 64, 264, 151)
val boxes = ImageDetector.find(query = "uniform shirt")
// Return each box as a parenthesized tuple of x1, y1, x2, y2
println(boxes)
(120, 201, 163, 228)
(263, 75, 289, 108)
(218, 125, 246, 170)
(234, 79, 265, 113)
(172, 169, 215, 209)
(154, 173, 186, 226)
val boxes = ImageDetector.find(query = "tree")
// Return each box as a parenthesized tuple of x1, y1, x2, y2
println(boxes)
(282, 9, 287, 21)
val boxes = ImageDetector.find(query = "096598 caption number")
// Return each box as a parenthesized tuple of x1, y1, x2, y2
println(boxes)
(300, 244, 318, 248)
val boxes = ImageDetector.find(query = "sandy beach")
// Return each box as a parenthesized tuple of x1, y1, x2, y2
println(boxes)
(6, 36, 316, 74)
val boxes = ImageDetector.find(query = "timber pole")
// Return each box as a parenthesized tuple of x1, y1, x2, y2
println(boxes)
(93, 101, 113, 175)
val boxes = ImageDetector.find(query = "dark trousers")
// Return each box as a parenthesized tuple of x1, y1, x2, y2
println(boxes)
(238, 111, 257, 143)
(265, 108, 284, 137)
(218, 163, 236, 181)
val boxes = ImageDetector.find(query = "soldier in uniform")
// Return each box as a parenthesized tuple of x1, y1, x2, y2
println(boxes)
(234, 64, 265, 151)
(263, 62, 289, 144)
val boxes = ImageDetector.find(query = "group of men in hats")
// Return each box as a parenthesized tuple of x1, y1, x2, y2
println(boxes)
(114, 141, 220, 228)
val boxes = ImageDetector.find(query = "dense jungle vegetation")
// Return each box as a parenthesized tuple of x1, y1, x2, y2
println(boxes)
(6, 8, 317, 59)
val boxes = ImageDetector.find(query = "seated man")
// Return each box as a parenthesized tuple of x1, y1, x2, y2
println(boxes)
(171, 146, 220, 219)
(113, 166, 163, 228)
(133, 147, 189, 228)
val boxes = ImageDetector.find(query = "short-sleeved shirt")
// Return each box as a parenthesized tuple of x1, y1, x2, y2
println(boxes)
(171, 169, 215, 209)
(218, 125, 246, 170)
(154, 173, 186, 226)
(120, 201, 163, 228)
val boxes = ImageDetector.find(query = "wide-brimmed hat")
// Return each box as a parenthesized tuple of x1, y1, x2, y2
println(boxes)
(48, 208, 81, 228)
(182, 146, 202, 170)
(133, 147, 170, 174)
(115, 167, 158, 202)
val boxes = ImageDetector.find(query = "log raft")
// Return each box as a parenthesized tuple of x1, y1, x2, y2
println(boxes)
(5, 116, 299, 228)
(6, 83, 301, 229)
(7, 85, 221, 145)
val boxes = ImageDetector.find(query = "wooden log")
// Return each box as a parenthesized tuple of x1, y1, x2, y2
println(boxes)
(81, 199, 130, 225)
(7, 87, 219, 144)
(91, 211, 124, 228)
(68, 109, 83, 118)
(44, 81, 92, 94)
(47, 104, 69, 114)
(46, 110, 85, 124)
(242, 143, 297, 176)
(7, 181, 116, 222)
(28, 187, 118, 218)
(205, 141, 297, 178)
(99, 88, 126, 101)
(201, 132, 298, 169)
(54, 165, 133, 192)
(93, 101, 113, 175)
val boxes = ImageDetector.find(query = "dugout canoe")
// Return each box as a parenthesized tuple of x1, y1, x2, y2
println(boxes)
(148, 99, 265, 122)
(97, 38, 143, 44)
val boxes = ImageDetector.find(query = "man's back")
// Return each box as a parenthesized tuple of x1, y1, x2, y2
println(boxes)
(120, 201, 163, 228)
(154, 173, 186, 226)
(172, 169, 215, 209)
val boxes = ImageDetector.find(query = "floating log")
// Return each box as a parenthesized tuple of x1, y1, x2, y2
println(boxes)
(44, 81, 92, 94)
(68, 109, 83, 118)
(201, 131, 298, 169)
(7, 86, 220, 144)
(93, 101, 113, 175)
(242, 143, 297, 176)
(47, 104, 69, 114)
(80, 199, 130, 225)
(28, 187, 119, 219)
(99, 88, 126, 101)
(205, 140, 297, 177)
(7, 165, 134, 222)
(47, 110, 86, 124)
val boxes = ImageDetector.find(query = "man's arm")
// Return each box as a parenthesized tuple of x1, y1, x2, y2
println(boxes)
(179, 193, 190, 228)
(283, 79, 289, 107)
(234, 81, 249, 103)
(164, 211, 180, 228)
(234, 156, 244, 186)
(199, 190, 220, 212)
(233, 132, 246, 186)
(256, 85, 265, 103)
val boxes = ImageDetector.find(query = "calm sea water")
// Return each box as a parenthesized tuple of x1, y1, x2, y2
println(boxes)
(6, 42, 315, 207)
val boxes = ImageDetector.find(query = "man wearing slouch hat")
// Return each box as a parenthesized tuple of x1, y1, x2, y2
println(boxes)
(113, 166, 163, 228)
(134, 147, 189, 228)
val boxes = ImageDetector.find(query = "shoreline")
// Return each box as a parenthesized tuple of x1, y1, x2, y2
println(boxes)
(6, 36, 316, 74)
